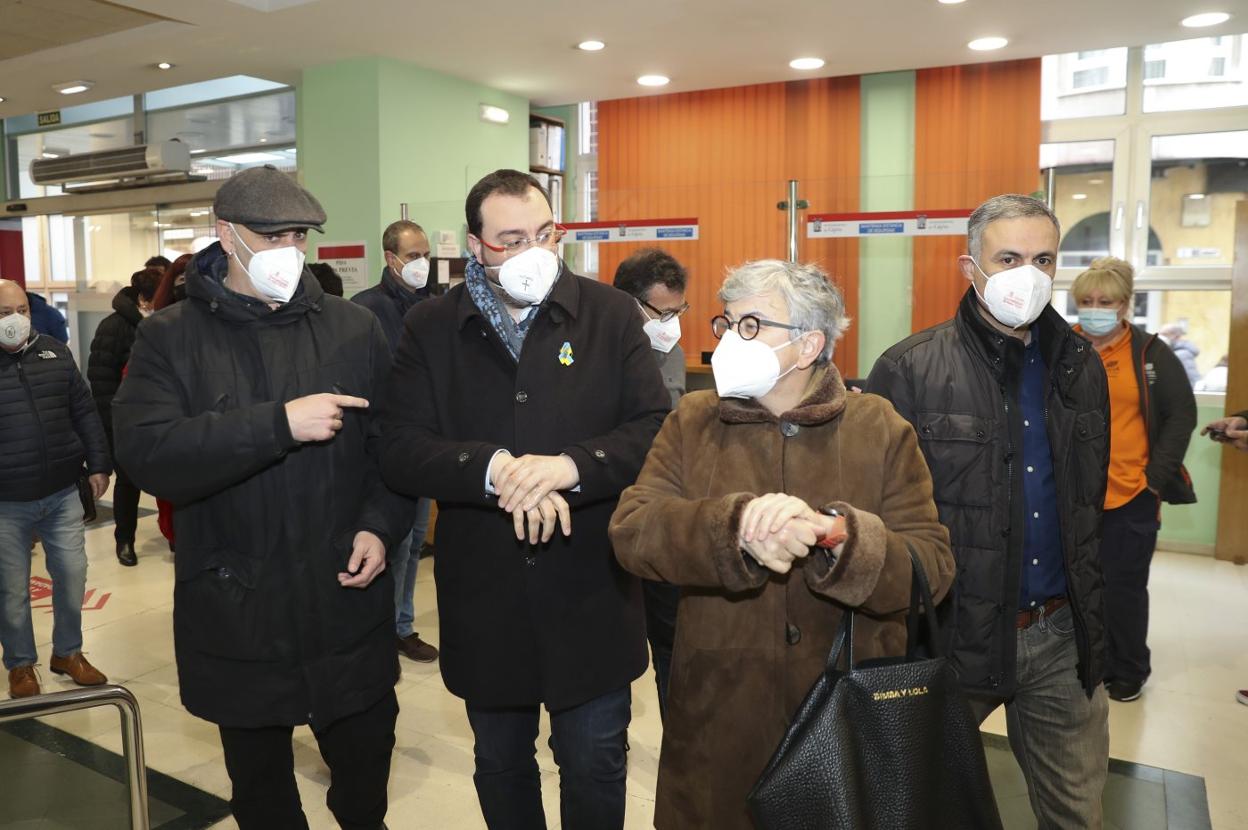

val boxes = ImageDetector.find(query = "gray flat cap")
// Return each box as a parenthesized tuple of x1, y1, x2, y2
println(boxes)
(213, 165, 326, 233)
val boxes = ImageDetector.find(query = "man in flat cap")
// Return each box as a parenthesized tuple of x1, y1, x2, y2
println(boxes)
(113, 165, 412, 830)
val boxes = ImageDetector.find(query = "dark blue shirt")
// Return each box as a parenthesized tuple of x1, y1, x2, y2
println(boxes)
(1018, 329, 1067, 610)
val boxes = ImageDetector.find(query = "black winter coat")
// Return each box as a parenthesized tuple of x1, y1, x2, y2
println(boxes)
(379, 269, 670, 709)
(0, 334, 110, 502)
(1123, 325, 1198, 504)
(112, 243, 413, 729)
(87, 286, 145, 434)
(351, 267, 428, 352)
(867, 289, 1110, 698)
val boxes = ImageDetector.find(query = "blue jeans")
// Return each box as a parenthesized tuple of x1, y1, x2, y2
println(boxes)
(465, 686, 631, 830)
(968, 604, 1110, 830)
(0, 486, 88, 670)
(392, 498, 431, 639)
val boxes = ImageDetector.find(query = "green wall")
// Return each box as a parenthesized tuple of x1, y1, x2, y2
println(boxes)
(857, 71, 916, 376)
(300, 57, 528, 285)
(1158, 399, 1225, 550)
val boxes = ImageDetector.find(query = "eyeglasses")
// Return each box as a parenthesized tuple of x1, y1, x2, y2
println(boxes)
(477, 226, 567, 255)
(711, 314, 802, 341)
(640, 299, 690, 323)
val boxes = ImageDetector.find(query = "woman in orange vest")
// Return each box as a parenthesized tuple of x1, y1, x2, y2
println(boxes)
(1071, 257, 1196, 703)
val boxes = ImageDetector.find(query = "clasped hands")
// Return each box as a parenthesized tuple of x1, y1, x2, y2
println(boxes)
(489, 452, 578, 544)
(739, 494, 847, 574)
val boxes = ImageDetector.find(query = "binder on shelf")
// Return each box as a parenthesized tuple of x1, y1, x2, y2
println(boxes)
(529, 125, 549, 169)
(546, 124, 564, 172)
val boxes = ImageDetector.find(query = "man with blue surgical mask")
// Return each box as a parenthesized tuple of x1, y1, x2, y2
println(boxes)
(113, 165, 414, 830)
(352, 220, 438, 665)
(379, 169, 669, 830)
(868, 194, 1111, 829)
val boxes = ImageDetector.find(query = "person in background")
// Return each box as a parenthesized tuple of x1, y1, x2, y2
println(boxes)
(1201, 408, 1248, 706)
(1071, 257, 1196, 703)
(113, 166, 412, 829)
(148, 253, 193, 553)
(145, 255, 172, 271)
(379, 169, 669, 830)
(152, 253, 193, 311)
(88, 266, 161, 567)
(353, 219, 438, 664)
(26, 289, 69, 343)
(1158, 322, 1201, 387)
(867, 194, 1111, 829)
(309, 262, 345, 298)
(610, 260, 954, 829)
(611, 247, 690, 719)
(0, 279, 111, 698)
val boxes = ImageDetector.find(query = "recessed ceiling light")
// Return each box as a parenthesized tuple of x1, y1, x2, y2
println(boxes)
(938, 0, 966, 4)
(637, 75, 670, 87)
(790, 57, 826, 70)
(1071, 193, 1088, 200)
(577, 40, 605, 51)
(1181, 12, 1230, 27)
(41, 152, 61, 159)
(1088, 178, 1104, 184)
(156, 62, 174, 70)
(259, 137, 268, 143)
(53, 80, 93, 95)
(0, 97, 6, 104)
(968, 36, 1008, 50)
(1187, 193, 1207, 200)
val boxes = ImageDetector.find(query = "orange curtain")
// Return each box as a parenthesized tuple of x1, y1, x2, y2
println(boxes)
(598, 77, 861, 376)
(911, 59, 1042, 332)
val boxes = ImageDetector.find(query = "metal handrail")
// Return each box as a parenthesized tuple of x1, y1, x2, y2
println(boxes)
(0, 684, 149, 830)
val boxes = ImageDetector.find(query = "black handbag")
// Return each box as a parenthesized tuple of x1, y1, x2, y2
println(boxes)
(747, 546, 1003, 830)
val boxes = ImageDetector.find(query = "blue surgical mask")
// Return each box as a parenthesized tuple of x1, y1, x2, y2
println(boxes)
(1078, 308, 1121, 337)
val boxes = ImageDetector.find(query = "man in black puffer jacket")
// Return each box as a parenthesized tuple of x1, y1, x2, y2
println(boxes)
(113, 167, 412, 830)
(868, 195, 1110, 830)
(88, 266, 161, 566)
(0, 280, 112, 699)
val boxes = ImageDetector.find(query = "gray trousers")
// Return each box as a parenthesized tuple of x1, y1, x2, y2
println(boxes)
(967, 604, 1110, 830)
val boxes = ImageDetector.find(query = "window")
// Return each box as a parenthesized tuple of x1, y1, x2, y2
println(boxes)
(578, 101, 597, 156)
(1041, 48, 1128, 119)
(1043, 39, 1246, 396)
(1150, 131, 1247, 265)
(1073, 67, 1109, 89)
(1143, 35, 1248, 112)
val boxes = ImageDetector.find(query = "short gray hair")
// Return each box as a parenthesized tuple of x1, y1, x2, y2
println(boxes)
(718, 259, 849, 365)
(967, 194, 1060, 261)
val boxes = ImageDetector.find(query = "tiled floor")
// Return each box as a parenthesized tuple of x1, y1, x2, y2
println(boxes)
(15, 491, 1248, 829)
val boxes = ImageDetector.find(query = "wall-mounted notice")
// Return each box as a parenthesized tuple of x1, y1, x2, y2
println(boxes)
(806, 210, 971, 238)
(562, 218, 699, 243)
(316, 242, 369, 296)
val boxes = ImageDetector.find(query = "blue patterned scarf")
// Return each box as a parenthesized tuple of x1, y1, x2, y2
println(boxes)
(464, 255, 539, 362)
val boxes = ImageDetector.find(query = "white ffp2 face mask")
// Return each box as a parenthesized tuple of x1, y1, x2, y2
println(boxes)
(0, 312, 31, 349)
(395, 256, 430, 290)
(711, 329, 803, 399)
(497, 246, 559, 305)
(974, 261, 1052, 329)
(231, 224, 305, 304)
(640, 304, 681, 353)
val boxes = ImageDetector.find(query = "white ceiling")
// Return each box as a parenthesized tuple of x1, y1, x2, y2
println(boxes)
(0, 0, 1245, 117)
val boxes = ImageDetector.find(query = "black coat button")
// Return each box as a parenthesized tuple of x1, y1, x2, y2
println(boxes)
(457, 452, 471, 465)
(780, 421, 799, 437)
(593, 449, 606, 459)
(785, 623, 801, 645)
(515, 391, 528, 403)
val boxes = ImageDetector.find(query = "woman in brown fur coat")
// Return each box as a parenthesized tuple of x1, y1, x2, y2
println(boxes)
(610, 259, 955, 829)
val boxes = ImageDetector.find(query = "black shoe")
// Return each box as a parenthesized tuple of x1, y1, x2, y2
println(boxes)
(116, 542, 138, 567)
(1106, 679, 1143, 702)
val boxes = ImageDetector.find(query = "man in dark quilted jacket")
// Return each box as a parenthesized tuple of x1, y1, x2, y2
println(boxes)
(0, 279, 112, 699)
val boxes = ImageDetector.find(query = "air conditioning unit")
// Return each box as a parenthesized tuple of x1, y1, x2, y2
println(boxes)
(29, 140, 191, 187)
